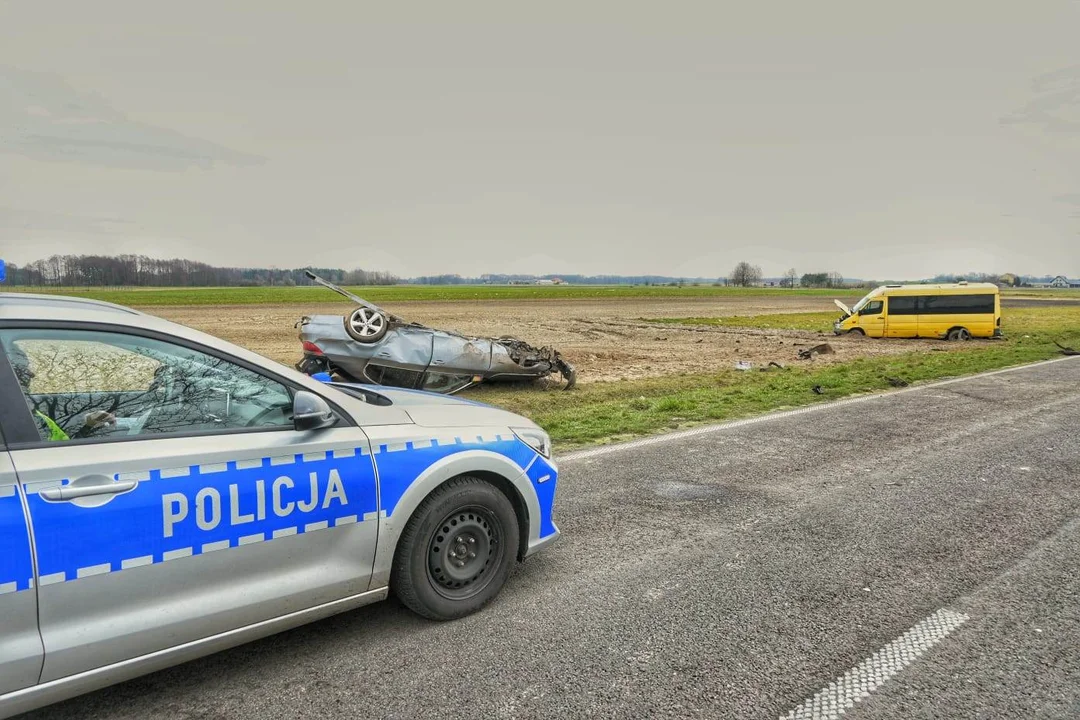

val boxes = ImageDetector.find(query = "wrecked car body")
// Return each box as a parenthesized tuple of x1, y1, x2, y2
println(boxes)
(295, 272, 576, 394)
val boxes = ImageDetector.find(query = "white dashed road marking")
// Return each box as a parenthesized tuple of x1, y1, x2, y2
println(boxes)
(781, 609, 969, 720)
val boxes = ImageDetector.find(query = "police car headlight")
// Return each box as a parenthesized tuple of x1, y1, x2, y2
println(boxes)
(512, 427, 552, 459)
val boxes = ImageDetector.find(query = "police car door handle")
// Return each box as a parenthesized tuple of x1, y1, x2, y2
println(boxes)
(40, 478, 139, 502)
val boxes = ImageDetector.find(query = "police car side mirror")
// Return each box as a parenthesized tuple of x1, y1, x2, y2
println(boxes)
(292, 391, 337, 431)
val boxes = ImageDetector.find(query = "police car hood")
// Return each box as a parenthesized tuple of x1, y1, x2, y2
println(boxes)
(336, 384, 542, 430)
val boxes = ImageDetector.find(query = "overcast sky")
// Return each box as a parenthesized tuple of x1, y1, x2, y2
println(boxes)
(1, 1, 1078, 280)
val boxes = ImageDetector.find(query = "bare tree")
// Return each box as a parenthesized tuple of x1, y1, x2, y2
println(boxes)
(729, 261, 763, 287)
(827, 271, 845, 288)
(782, 268, 798, 288)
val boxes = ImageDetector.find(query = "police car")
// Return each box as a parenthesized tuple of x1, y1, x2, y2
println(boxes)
(0, 292, 559, 717)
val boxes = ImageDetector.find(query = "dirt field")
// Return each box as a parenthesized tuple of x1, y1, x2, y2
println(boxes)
(144, 294, 984, 384)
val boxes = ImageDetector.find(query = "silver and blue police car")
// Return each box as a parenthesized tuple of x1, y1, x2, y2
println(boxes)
(0, 292, 559, 717)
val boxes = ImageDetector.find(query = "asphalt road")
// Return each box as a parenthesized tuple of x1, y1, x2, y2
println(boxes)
(23, 357, 1080, 720)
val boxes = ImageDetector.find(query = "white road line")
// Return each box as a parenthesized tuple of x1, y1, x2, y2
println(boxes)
(781, 609, 969, 720)
(562, 355, 1080, 463)
(201, 540, 230, 554)
(163, 547, 193, 562)
(0, 582, 17, 595)
(121, 555, 153, 569)
(239, 533, 265, 545)
(76, 564, 112, 579)
(273, 527, 298, 539)
(305, 520, 329, 532)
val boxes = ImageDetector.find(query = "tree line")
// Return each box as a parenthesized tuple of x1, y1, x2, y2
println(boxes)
(2, 255, 401, 287)
(727, 262, 847, 288)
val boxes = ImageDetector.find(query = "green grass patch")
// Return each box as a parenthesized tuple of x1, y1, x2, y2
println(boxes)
(4, 284, 849, 306)
(468, 307, 1080, 449)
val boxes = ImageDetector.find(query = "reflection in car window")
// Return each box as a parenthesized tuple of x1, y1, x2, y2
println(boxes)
(422, 372, 476, 394)
(363, 364, 424, 389)
(1, 329, 295, 443)
(861, 301, 883, 315)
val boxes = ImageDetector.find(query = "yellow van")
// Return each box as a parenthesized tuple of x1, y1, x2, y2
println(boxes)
(832, 282, 1001, 340)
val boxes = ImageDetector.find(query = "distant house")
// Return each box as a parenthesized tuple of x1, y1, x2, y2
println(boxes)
(535, 279, 555, 286)
(1050, 276, 1080, 288)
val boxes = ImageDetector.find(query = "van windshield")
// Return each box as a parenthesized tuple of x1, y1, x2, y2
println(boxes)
(851, 291, 877, 313)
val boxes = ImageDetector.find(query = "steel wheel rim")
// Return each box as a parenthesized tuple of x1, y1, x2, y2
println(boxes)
(427, 506, 503, 600)
(349, 308, 385, 337)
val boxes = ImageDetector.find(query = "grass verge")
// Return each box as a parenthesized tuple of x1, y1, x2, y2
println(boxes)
(469, 307, 1080, 450)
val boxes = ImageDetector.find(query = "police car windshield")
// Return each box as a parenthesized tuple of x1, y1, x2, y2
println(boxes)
(328, 384, 393, 406)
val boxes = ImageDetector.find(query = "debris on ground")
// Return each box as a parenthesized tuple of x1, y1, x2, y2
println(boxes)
(760, 361, 786, 372)
(798, 343, 836, 360)
(1054, 341, 1080, 356)
(735, 361, 753, 371)
(885, 376, 910, 387)
(811, 385, 825, 395)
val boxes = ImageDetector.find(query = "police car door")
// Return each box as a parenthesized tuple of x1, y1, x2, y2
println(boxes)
(0, 327, 378, 684)
(0, 449, 44, 697)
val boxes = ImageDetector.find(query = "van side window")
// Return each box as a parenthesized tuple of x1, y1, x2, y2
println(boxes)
(888, 297, 918, 315)
(921, 294, 995, 314)
(860, 301, 883, 315)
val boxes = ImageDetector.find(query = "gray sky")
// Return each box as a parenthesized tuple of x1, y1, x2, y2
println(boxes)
(1, 1, 1079, 280)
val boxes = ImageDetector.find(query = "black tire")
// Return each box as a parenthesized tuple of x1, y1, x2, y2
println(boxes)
(848, 328, 866, 336)
(391, 476, 519, 621)
(343, 307, 389, 343)
(947, 327, 971, 341)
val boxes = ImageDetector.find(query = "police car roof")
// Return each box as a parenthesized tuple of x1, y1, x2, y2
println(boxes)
(0, 291, 269, 365)
(0, 292, 145, 318)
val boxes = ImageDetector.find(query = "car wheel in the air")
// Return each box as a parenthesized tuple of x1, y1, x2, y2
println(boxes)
(391, 476, 520, 621)
(344, 307, 389, 343)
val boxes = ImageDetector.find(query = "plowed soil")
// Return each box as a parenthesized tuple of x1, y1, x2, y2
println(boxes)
(146, 296, 975, 384)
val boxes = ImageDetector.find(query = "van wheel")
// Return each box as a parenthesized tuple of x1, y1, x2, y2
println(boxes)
(947, 328, 971, 341)
(391, 476, 519, 621)
(847, 328, 865, 336)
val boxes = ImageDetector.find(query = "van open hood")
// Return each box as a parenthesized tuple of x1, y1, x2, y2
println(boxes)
(834, 299, 852, 316)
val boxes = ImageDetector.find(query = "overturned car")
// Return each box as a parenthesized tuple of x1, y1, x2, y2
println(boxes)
(295, 272, 576, 394)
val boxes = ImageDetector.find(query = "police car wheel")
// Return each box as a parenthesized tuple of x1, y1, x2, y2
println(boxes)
(391, 476, 519, 621)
